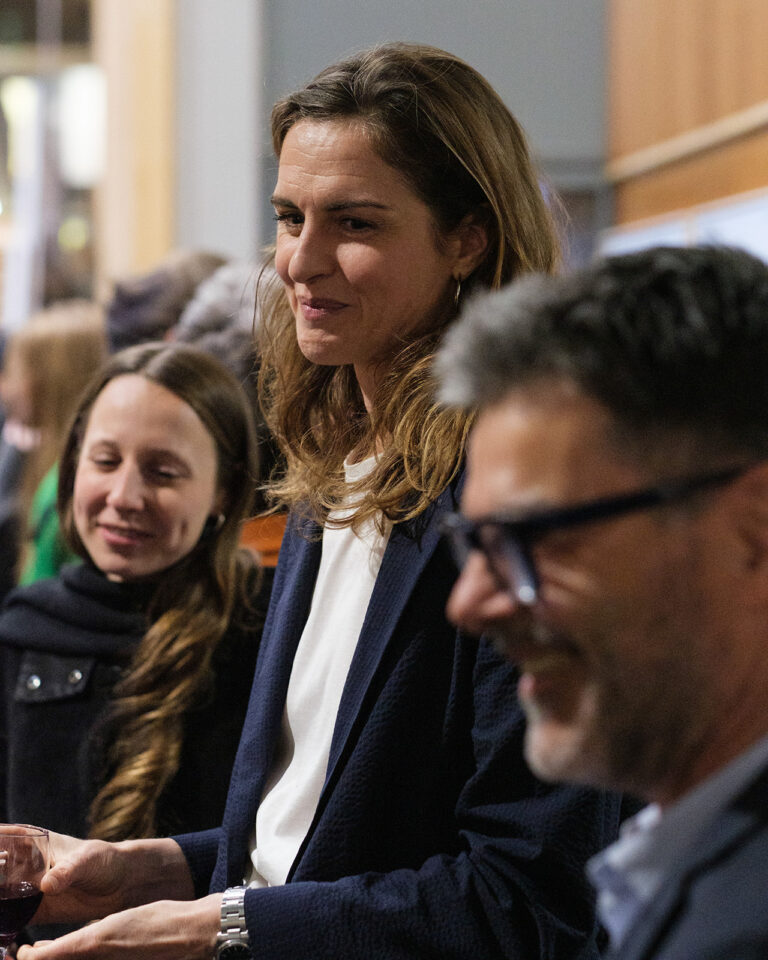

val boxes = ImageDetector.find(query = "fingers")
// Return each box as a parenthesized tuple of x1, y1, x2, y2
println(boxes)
(39, 865, 68, 897)
(17, 922, 104, 959)
(40, 847, 92, 896)
(16, 941, 51, 957)
(43, 838, 118, 896)
(17, 896, 221, 960)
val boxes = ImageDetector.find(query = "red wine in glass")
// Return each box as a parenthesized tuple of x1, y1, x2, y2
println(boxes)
(0, 826, 49, 957)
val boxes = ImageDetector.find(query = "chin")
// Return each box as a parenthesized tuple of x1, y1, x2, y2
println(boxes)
(523, 717, 604, 788)
(297, 342, 343, 367)
(99, 558, 146, 582)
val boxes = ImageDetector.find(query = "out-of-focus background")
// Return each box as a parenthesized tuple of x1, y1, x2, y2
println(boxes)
(0, 0, 766, 329)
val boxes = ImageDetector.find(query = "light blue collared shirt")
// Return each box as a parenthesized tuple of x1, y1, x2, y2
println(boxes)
(587, 733, 768, 949)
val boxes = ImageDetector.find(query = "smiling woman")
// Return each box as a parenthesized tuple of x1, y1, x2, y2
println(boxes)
(72, 375, 221, 582)
(0, 343, 266, 877)
(271, 119, 485, 406)
(260, 42, 561, 528)
(208, 41, 616, 960)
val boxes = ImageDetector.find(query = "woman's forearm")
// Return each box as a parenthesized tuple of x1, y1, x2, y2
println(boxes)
(112, 838, 196, 908)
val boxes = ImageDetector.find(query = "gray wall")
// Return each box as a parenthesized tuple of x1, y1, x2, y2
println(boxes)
(175, 0, 605, 257)
(175, 0, 264, 259)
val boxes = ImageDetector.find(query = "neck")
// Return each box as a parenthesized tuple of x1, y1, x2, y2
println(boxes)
(354, 363, 377, 416)
(650, 699, 768, 807)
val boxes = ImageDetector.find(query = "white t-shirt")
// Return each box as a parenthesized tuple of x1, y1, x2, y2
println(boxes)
(246, 455, 391, 887)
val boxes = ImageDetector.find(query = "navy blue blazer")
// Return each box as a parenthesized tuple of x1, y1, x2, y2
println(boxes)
(607, 764, 768, 960)
(177, 479, 622, 958)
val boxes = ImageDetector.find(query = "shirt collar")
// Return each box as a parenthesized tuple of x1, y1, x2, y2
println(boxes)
(588, 732, 768, 948)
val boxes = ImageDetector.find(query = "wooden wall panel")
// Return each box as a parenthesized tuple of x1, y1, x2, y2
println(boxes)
(608, 0, 768, 223)
(91, 0, 175, 291)
(610, 0, 768, 158)
(614, 127, 768, 223)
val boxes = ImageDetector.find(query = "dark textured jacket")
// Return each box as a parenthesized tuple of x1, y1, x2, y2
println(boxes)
(0, 561, 269, 839)
(606, 765, 768, 960)
(177, 479, 624, 960)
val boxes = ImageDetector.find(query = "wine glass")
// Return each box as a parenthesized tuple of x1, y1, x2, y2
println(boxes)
(0, 825, 49, 958)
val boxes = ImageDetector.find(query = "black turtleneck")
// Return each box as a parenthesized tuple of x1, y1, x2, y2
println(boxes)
(0, 561, 270, 839)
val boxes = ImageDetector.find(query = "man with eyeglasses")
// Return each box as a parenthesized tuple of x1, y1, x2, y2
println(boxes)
(435, 244, 768, 960)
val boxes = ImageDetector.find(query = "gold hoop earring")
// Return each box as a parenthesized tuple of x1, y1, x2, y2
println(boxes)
(453, 275, 463, 310)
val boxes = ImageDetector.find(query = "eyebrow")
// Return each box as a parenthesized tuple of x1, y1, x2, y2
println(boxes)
(270, 194, 391, 213)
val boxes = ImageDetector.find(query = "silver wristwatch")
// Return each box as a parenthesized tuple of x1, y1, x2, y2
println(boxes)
(215, 886, 251, 959)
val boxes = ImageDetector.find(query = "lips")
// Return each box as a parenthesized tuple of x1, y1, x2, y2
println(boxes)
(492, 620, 574, 664)
(298, 296, 347, 321)
(98, 523, 152, 547)
(507, 629, 584, 709)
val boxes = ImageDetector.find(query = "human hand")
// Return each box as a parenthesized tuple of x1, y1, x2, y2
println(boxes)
(30, 832, 128, 925)
(31, 834, 194, 927)
(17, 894, 222, 960)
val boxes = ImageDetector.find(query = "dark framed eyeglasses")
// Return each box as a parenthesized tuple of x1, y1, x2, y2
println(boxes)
(441, 463, 754, 605)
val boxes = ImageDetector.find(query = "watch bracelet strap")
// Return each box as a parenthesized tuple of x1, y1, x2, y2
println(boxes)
(218, 885, 249, 945)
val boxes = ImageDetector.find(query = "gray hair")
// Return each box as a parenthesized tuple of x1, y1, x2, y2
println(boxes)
(174, 260, 282, 502)
(175, 261, 261, 341)
(436, 245, 768, 462)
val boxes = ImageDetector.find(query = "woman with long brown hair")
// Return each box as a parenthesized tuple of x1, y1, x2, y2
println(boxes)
(0, 342, 264, 855)
(16, 44, 622, 960)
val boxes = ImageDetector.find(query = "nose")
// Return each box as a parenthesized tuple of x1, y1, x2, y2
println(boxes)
(285, 220, 335, 285)
(446, 551, 521, 637)
(106, 463, 145, 512)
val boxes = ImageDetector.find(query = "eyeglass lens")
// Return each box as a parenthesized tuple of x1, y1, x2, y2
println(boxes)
(479, 525, 538, 605)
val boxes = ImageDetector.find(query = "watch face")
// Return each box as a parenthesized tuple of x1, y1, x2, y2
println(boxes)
(217, 943, 251, 959)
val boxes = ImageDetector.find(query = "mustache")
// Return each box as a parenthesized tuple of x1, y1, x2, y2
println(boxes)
(488, 620, 561, 662)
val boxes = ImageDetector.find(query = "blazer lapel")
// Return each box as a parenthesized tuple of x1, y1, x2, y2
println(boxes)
(607, 765, 768, 960)
(219, 520, 322, 884)
(323, 476, 462, 797)
(220, 475, 461, 884)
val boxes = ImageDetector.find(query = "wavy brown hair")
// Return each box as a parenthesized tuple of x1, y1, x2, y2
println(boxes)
(57, 342, 259, 840)
(260, 42, 561, 528)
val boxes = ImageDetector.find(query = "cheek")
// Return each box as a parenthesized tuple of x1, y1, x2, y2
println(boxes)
(173, 487, 217, 539)
(72, 484, 91, 541)
(72, 472, 90, 518)
(355, 252, 395, 294)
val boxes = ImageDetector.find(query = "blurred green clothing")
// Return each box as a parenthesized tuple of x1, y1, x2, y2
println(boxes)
(20, 464, 80, 585)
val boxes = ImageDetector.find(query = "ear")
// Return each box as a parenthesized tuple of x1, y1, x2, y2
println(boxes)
(450, 215, 489, 282)
(213, 486, 228, 517)
(732, 463, 768, 593)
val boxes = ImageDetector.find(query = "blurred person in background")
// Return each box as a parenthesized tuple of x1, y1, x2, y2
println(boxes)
(0, 247, 232, 595)
(17, 43, 622, 960)
(173, 259, 286, 566)
(0, 300, 107, 594)
(104, 249, 227, 354)
(0, 342, 264, 938)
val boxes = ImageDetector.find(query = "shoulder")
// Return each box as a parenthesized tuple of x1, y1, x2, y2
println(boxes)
(0, 564, 146, 657)
(0, 575, 72, 640)
(633, 772, 768, 960)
